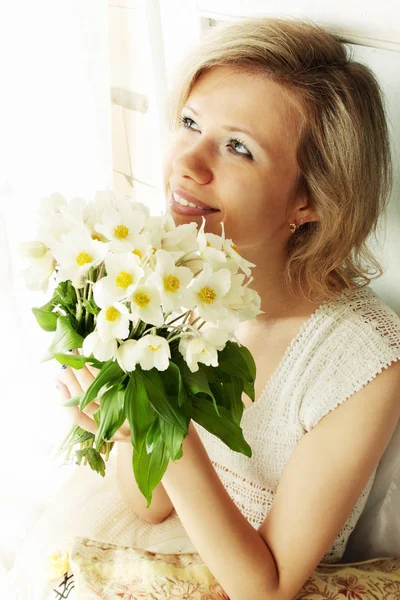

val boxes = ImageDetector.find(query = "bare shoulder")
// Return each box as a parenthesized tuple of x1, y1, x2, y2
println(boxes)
(257, 358, 400, 600)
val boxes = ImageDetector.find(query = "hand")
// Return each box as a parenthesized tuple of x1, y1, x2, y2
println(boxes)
(55, 358, 131, 443)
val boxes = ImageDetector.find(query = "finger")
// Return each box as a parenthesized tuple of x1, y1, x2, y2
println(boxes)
(69, 406, 98, 435)
(85, 362, 101, 378)
(58, 366, 83, 397)
(56, 380, 71, 402)
(72, 364, 97, 398)
(58, 367, 100, 419)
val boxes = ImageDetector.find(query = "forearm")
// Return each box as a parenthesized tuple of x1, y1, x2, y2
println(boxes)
(116, 442, 174, 524)
(162, 423, 280, 600)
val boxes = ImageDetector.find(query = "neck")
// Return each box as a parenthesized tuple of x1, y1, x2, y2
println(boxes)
(241, 243, 320, 326)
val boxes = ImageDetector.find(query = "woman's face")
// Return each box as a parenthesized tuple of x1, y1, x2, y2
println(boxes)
(162, 66, 310, 256)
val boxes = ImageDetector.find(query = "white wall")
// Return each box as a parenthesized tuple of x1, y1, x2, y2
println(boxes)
(0, 0, 113, 572)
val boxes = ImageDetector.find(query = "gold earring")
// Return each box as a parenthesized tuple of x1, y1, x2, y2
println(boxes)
(289, 222, 297, 234)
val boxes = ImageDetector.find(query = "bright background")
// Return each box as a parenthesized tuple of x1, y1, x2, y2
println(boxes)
(0, 0, 399, 575)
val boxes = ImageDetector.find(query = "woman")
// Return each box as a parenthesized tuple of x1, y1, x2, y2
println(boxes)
(10, 17, 400, 600)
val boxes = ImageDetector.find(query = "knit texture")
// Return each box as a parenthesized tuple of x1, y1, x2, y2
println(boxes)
(193, 286, 400, 562)
(3, 286, 400, 598)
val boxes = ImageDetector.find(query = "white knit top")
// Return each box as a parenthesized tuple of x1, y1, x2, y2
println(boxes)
(4, 286, 400, 599)
(193, 285, 400, 562)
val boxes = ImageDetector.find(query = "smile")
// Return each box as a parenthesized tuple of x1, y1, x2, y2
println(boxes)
(170, 191, 220, 216)
(172, 191, 215, 211)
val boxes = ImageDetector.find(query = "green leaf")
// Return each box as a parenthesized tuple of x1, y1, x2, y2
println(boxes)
(53, 353, 89, 369)
(167, 361, 189, 408)
(60, 426, 93, 450)
(86, 448, 106, 477)
(43, 316, 83, 362)
(82, 297, 100, 316)
(174, 358, 219, 416)
(60, 394, 81, 408)
(140, 368, 188, 434)
(243, 378, 255, 404)
(80, 360, 124, 410)
(74, 448, 87, 466)
(218, 341, 256, 384)
(94, 385, 126, 450)
(32, 307, 59, 332)
(132, 434, 170, 507)
(159, 418, 185, 461)
(191, 396, 252, 458)
(221, 375, 245, 425)
(125, 370, 157, 453)
(145, 418, 161, 454)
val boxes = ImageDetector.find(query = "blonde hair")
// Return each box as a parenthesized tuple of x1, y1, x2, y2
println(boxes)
(166, 17, 392, 302)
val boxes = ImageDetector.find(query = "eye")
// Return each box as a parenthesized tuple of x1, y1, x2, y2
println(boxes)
(179, 115, 199, 131)
(227, 137, 253, 160)
(179, 115, 254, 161)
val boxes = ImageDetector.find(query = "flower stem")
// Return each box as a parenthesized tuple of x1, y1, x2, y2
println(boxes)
(165, 310, 190, 328)
(84, 268, 94, 330)
(175, 251, 199, 266)
(76, 288, 83, 325)
(96, 262, 105, 281)
(129, 318, 142, 339)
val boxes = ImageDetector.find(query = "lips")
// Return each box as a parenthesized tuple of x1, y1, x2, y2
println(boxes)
(171, 187, 219, 212)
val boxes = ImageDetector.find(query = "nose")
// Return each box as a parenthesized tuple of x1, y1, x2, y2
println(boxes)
(172, 137, 213, 185)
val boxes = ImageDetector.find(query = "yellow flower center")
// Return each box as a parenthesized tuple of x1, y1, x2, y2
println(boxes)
(206, 241, 211, 247)
(105, 306, 119, 322)
(114, 224, 129, 239)
(116, 271, 133, 288)
(91, 233, 103, 242)
(76, 251, 93, 266)
(132, 248, 142, 258)
(134, 291, 151, 308)
(232, 244, 239, 254)
(164, 274, 180, 293)
(199, 287, 216, 304)
(148, 344, 161, 352)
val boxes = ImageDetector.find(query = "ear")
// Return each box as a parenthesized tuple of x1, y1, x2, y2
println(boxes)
(291, 187, 319, 225)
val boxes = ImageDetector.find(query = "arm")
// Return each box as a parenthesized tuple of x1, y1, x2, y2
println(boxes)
(116, 441, 174, 525)
(161, 360, 400, 600)
(58, 363, 174, 525)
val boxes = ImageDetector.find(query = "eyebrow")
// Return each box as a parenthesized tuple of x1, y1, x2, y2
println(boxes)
(184, 105, 269, 154)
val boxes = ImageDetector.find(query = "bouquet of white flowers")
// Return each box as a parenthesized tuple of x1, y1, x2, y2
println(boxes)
(19, 189, 262, 506)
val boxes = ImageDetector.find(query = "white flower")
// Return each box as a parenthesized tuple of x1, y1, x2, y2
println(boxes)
(19, 241, 48, 259)
(184, 264, 231, 323)
(22, 249, 56, 291)
(237, 286, 263, 321)
(116, 339, 139, 372)
(96, 302, 131, 340)
(148, 249, 194, 313)
(94, 202, 146, 251)
(223, 238, 255, 277)
(82, 330, 118, 362)
(93, 253, 144, 304)
(197, 218, 228, 272)
(179, 327, 228, 373)
(136, 334, 171, 371)
(161, 222, 198, 261)
(93, 188, 117, 211)
(37, 198, 78, 247)
(143, 215, 167, 252)
(128, 283, 164, 327)
(128, 232, 154, 265)
(52, 230, 109, 289)
(38, 192, 68, 219)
